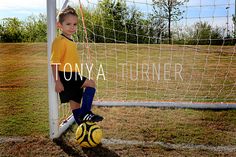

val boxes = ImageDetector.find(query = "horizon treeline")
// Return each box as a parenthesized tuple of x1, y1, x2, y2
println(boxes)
(0, 0, 235, 45)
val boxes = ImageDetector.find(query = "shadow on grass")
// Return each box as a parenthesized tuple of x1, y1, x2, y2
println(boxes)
(82, 144, 119, 157)
(54, 137, 119, 157)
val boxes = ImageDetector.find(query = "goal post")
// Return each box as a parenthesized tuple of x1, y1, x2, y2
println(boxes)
(47, 0, 58, 139)
(47, 0, 74, 139)
(47, 0, 61, 139)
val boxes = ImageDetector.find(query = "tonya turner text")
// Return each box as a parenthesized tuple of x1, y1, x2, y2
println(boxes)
(51, 63, 183, 81)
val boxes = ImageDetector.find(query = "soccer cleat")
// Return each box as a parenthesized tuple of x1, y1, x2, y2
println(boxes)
(80, 111, 104, 122)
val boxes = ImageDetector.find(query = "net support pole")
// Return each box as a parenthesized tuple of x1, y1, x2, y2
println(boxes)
(47, 0, 58, 139)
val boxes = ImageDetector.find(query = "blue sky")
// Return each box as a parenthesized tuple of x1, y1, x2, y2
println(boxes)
(0, 0, 46, 20)
(0, 0, 234, 29)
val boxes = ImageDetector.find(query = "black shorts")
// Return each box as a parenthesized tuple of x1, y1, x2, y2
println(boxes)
(59, 71, 86, 104)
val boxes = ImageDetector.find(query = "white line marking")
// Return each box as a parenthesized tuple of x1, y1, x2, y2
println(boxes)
(102, 138, 236, 152)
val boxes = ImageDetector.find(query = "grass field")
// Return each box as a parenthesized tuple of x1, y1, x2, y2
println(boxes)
(0, 43, 236, 156)
(78, 43, 236, 102)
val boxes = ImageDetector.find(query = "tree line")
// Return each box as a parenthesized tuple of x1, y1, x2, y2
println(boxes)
(0, 14, 47, 42)
(0, 0, 235, 45)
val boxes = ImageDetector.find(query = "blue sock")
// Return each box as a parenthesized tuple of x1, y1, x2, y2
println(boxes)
(72, 87, 96, 125)
(82, 87, 96, 112)
(72, 108, 84, 125)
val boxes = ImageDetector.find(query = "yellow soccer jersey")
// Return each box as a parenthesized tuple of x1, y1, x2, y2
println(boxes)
(50, 35, 81, 72)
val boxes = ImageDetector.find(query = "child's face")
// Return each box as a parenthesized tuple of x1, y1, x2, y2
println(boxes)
(59, 15, 78, 38)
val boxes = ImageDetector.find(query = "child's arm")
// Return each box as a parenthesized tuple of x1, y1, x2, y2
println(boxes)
(51, 64, 64, 93)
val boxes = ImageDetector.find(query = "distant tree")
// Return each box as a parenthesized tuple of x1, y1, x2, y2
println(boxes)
(91, 9, 105, 43)
(125, 7, 143, 43)
(97, 0, 128, 42)
(113, 0, 128, 42)
(188, 21, 222, 45)
(149, 13, 167, 44)
(0, 18, 24, 42)
(97, 0, 154, 43)
(24, 14, 47, 42)
(152, 0, 188, 44)
(76, 7, 93, 42)
(0, 15, 47, 42)
(233, 15, 236, 38)
(0, 22, 3, 42)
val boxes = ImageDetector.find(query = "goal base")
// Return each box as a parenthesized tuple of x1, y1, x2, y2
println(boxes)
(94, 101, 236, 110)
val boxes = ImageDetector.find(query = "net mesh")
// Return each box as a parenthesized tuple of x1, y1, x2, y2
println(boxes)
(56, 0, 236, 124)
(75, 0, 235, 103)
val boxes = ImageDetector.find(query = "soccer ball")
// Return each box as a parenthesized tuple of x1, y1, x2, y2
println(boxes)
(75, 122, 103, 147)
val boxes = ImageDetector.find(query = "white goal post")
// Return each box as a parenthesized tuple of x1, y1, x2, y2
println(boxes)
(47, 0, 236, 139)
(47, 0, 75, 139)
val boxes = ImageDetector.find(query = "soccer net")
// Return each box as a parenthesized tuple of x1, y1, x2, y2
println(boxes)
(47, 0, 236, 138)
(76, 0, 236, 104)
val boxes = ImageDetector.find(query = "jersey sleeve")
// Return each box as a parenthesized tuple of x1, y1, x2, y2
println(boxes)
(50, 38, 65, 65)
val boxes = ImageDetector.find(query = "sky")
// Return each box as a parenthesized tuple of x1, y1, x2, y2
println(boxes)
(0, 0, 235, 29)
(0, 0, 46, 20)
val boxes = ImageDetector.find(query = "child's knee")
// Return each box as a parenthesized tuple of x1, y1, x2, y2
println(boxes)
(89, 80, 96, 88)
(82, 79, 96, 88)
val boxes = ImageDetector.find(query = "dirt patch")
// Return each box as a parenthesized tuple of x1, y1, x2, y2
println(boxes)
(1, 136, 236, 157)
(0, 136, 69, 157)
(0, 136, 120, 157)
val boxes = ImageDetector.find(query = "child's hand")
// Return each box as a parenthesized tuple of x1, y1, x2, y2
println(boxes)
(55, 80, 64, 93)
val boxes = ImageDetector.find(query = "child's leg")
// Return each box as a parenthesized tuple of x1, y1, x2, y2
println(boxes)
(70, 100, 83, 125)
(80, 79, 103, 122)
(81, 79, 96, 112)
(70, 79, 103, 125)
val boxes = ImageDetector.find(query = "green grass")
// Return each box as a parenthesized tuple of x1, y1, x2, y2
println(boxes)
(78, 43, 236, 102)
(92, 107, 236, 146)
(0, 43, 48, 136)
(0, 43, 236, 149)
(0, 89, 47, 136)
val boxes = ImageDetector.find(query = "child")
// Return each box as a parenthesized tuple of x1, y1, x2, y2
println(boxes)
(50, 6, 103, 125)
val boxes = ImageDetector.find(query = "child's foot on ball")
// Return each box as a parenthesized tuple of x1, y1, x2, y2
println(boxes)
(80, 111, 103, 122)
